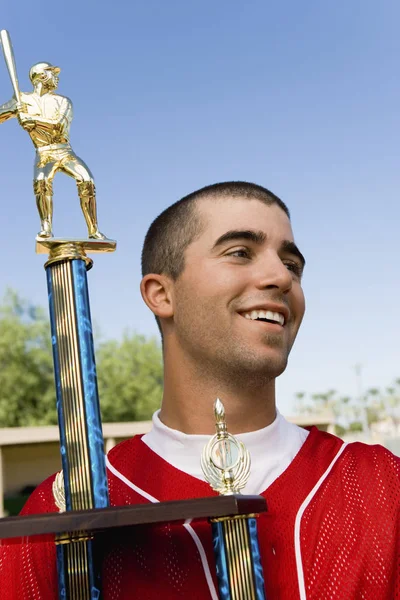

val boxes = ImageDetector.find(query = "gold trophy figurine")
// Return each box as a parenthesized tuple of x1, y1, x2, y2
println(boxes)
(0, 30, 106, 241)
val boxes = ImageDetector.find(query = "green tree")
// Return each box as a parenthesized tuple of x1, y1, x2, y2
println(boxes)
(0, 291, 163, 426)
(365, 387, 383, 426)
(96, 332, 163, 422)
(294, 379, 400, 436)
(294, 391, 308, 414)
(0, 290, 56, 426)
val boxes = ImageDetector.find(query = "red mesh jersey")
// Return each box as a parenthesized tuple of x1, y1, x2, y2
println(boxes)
(0, 427, 399, 599)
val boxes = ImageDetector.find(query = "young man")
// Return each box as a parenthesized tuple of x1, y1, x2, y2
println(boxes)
(1, 182, 399, 599)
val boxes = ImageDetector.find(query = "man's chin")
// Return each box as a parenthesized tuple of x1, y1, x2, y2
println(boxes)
(226, 350, 289, 382)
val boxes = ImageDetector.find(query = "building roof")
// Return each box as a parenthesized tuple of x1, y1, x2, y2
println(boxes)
(0, 413, 334, 446)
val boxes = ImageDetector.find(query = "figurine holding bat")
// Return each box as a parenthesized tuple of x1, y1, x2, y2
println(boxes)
(0, 30, 106, 240)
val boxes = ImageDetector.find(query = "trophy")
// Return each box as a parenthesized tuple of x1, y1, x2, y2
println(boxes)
(0, 30, 268, 600)
(0, 28, 115, 597)
(202, 399, 266, 600)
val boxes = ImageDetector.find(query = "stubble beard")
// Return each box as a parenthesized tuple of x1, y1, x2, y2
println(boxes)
(179, 320, 290, 391)
(218, 333, 289, 388)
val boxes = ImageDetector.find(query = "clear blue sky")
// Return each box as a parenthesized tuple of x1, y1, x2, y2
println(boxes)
(1, 1, 399, 415)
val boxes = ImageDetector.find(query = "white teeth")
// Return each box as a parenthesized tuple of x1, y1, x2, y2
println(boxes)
(266, 311, 285, 326)
(242, 309, 285, 325)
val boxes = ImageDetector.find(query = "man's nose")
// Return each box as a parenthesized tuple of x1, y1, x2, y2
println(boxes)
(255, 253, 293, 293)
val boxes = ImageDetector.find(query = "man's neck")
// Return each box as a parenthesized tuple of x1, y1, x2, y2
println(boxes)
(160, 350, 277, 435)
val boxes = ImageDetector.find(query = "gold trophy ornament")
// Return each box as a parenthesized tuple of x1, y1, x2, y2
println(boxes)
(202, 400, 266, 600)
(201, 398, 251, 495)
(0, 30, 106, 241)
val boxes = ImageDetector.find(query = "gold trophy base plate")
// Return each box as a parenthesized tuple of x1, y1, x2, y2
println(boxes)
(36, 237, 117, 255)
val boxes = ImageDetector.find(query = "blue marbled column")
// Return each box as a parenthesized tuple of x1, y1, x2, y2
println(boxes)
(46, 257, 109, 599)
(248, 517, 267, 599)
(211, 516, 267, 599)
(56, 545, 67, 600)
(212, 521, 231, 599)
(71, 259, 109, 509)
(47, 267, 71, 510)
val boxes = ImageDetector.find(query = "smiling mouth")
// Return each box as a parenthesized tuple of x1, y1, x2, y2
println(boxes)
(240, 309, 285, 326)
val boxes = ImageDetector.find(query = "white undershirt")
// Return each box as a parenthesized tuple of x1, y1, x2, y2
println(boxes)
(142, 410, 309, 495)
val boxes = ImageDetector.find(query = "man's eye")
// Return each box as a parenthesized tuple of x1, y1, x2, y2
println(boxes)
(227, 249, 250, 258)
(285, 261, 303, 277)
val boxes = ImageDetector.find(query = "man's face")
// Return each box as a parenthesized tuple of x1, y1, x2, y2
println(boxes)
(170, 197, 306, 382)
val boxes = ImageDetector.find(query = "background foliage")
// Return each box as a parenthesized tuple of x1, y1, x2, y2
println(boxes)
(0, 290, 54, 426)
(294, 382, 400, 437)
(96, 334, 163, 422)
(0, 291, 163, 427)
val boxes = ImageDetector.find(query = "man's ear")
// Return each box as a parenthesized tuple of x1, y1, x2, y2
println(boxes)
(140, 274, 174, 319)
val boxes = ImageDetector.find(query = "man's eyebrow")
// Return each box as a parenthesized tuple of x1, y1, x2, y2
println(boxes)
(211, 230, 306, 268)
(211, 229, 267, 250)
(280, 240, 306, 268)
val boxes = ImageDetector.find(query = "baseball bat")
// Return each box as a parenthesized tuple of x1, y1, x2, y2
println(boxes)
(0, 29, 22, 106)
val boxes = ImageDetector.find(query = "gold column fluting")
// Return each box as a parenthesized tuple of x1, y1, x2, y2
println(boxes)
(210, 515, 258, 600)
(64, 541, 92, 600)
(52, 259, 93, 510)
(224, 517, 256, 600)
(42, 239, 117, 599)
(51, 255, 93, 597)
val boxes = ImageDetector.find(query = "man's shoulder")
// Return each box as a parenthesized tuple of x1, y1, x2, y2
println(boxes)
(305, 427, 399, 482)
(310, 426, 399, 459)
(312, 429, 400, 492)
(107, 434, 145, 471)
(20, 472, 58, 516)
(339, 435, 398, 465)
(343, 438, 400, 481)
(19, 437, 146, 514)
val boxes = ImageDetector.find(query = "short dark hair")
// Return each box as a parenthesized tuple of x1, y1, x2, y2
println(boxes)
(141, 181, 290, 280)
